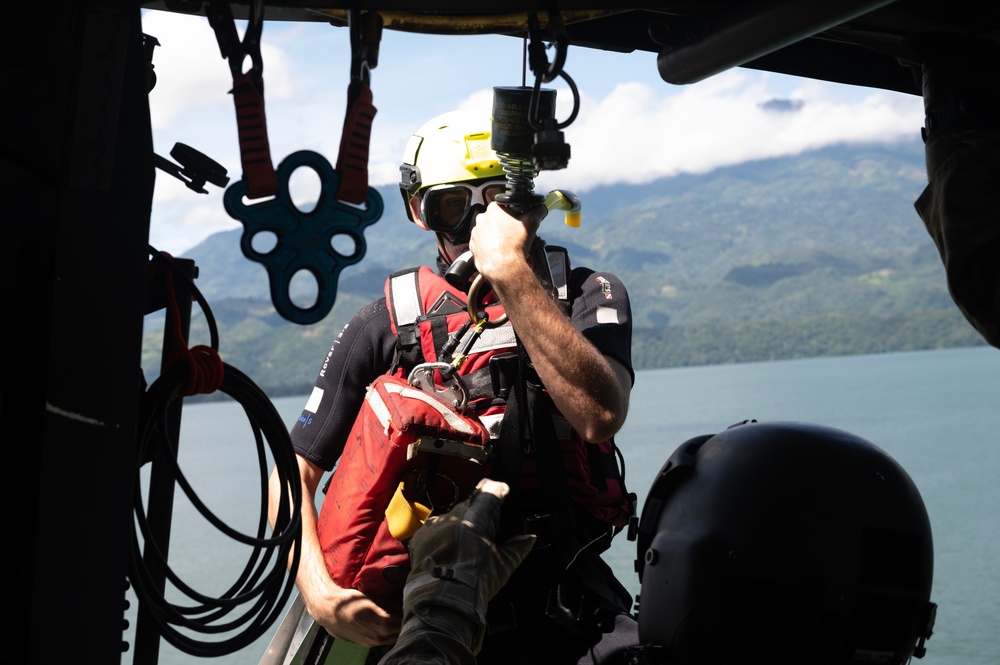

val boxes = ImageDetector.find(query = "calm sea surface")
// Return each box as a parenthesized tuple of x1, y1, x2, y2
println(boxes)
(125, 346, 1000, 665)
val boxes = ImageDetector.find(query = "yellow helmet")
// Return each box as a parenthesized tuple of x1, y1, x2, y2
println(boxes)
(398, 110, 504, 223)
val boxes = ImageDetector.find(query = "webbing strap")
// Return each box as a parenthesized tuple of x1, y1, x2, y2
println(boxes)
(335, 80, 377, 205)
(231, 71, 278, 199)
(387, 269, 426, 374)
(494, 341, 614, 576)
(428, 316, 451, 360)
(207, 0, 278, 200)
(493, 362, 525, 496)
(388, 269, 422, 326)
(335, 9, 381, 205)
(545, 245, 571, 305)
(525, 381, 571, 511)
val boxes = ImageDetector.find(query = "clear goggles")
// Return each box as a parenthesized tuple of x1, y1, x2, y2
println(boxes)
(419, 180, 507, 235)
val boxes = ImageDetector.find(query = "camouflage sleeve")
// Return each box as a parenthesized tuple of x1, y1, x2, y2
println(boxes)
(914, 129, 1000, 348)
(378, 625, 477, 665)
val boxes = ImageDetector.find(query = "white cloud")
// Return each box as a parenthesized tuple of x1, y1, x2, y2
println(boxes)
(143, 10, 296, 131)
(535, 69, 923, 192)
(148, 193, 240, 254)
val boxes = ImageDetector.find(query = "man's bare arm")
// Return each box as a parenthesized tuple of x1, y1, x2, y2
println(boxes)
(470, 203, 630, 442)
(267, 457, 400, 646)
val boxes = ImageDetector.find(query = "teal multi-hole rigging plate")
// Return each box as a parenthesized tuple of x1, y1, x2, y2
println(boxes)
(225, 150, 383, 325)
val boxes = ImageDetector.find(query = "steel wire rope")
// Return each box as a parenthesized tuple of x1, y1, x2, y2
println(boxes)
(129, 247, 302, 657)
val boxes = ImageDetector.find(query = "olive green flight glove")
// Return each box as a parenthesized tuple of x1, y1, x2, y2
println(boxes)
(397, 478, 536, 656)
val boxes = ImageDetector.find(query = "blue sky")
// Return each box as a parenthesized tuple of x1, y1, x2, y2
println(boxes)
(141, 8, 924, 255)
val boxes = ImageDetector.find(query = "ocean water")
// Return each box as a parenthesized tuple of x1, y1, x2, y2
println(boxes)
(125, 346, 1000, 665)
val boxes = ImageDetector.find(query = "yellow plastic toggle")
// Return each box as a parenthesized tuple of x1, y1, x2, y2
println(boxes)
(545, 189, 582, 228)
(386, 481, 433, 541)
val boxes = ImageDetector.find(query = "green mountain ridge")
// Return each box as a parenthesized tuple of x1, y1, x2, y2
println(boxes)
(144, 138, 984, 397)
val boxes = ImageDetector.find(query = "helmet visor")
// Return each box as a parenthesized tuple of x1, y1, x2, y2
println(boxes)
(420, 180, 507, 235)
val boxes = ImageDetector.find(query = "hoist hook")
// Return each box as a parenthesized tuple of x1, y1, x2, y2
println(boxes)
(349, 8, 383, 86)
(207, 0, 265, 85)
(526, 9, 580, 133)
(527, 10, 568, 85)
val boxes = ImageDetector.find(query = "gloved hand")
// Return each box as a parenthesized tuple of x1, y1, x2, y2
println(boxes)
(397, 478, 535, 655)
(903, 32, 1000, 140)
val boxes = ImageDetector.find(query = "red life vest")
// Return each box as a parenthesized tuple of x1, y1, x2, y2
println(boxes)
(316, 261, 631, 614)
(315, 371, 491, 614)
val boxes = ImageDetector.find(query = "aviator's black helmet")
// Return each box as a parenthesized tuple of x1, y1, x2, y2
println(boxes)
(632, 420, 936, 665)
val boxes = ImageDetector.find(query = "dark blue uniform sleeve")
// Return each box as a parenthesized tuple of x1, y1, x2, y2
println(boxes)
(569, 268, 635, 385)
(289, 298, 397, 470)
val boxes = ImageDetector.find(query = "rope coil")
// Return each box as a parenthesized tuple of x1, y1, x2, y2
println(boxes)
(130, 248, 302, 657)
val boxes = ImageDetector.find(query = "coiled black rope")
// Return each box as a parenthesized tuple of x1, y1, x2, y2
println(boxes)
(130, 248, 302, 657)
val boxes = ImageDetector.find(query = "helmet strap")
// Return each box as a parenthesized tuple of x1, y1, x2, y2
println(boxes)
(434, 235, 468, 273)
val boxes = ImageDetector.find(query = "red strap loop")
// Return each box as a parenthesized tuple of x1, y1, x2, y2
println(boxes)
(335, 80, 377, 205)
(231, 71, 278, 199)
(158, 255, 225, 397)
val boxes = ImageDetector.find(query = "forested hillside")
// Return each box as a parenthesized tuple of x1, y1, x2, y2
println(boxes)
(141, 138, 984, 397)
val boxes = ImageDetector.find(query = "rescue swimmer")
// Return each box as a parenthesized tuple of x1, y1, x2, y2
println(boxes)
(267, 109, 638, 664)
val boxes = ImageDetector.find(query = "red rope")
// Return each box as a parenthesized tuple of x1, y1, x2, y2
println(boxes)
(158, 253, 225, 397)
(182, 344, 226, 397)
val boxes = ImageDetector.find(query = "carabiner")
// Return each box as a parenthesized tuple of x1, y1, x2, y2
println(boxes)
(349, 9, 382, 86)
(243, 0, 265, 77)
(407, 362, 470, 413)
(526, 11, 567, 85)
(207, 0, 264, 84)
(525, 10, 579, 132)
(466, 275, 509, 329)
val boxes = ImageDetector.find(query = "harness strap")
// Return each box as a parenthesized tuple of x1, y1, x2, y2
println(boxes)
(206, 0, 278, 200)
(461, 367, 499, 409)
(230, 72, 278, 199)
(492, 353, 526, 512)
(586, 443, 613, 493)
(428, 316, 451, 361)
(334, 9, 381, 205)
(387, 267, 521, 380)
(386, 268, 423, 375)
(387, 268, 422, 335)
(334, 79, 376, 205)
(545, 244, 571, 307)
(524, 382, 570, 509)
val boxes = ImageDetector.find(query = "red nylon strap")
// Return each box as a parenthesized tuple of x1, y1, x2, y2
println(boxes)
(335, 80, 377, 205)
(231, 71, 278, 199)
(159, 254, 225, 397)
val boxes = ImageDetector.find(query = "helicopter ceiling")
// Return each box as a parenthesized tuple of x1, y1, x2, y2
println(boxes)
(142, 1, 1000, 96)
